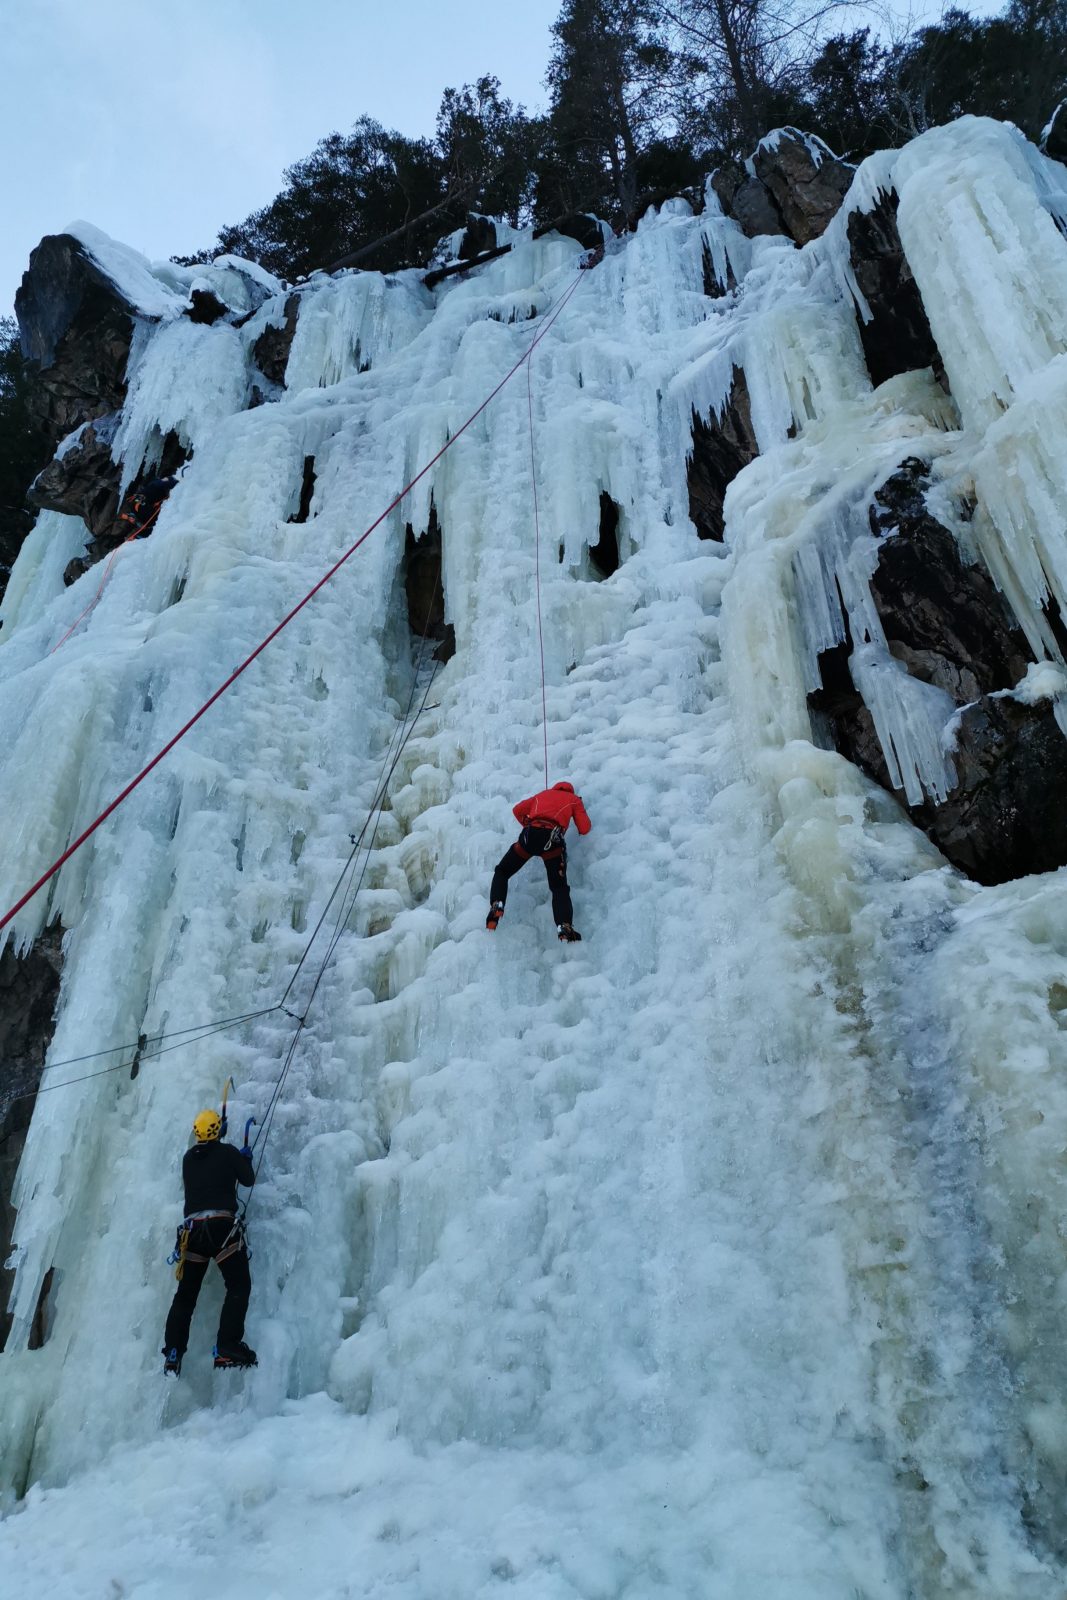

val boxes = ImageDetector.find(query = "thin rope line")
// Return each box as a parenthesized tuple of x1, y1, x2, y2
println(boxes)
(527, 358, 550, 788)
(0, 271, 584, 936)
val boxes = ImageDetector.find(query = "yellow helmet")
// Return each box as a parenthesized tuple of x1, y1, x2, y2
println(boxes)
(192, 1109, 222, 1143)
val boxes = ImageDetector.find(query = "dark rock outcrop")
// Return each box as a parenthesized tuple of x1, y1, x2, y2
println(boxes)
(51, 429, 189, 583)
(920, 695, 1067, 884)
(0, 925, 63, 1352)
(712, 132, 852, 247)
(808, 459, 1067, 885)
(535, 214, 605, 252)
(846, 191, 942, 386)
(868, 462, 1032, 700)
(27, 412, 122, 538)
(16, 234, 139, 449)
(187, 288, 228, 325)
(688, 368, 759, 541)
(458, 215, 498, 259)
(1042, 100, 1067, 164)
(751, 131, 853, 246)
(590, 493, 621, 577)
(711, 160, 787, 240)
(404, 503, 454, 663)
(252, 293, 301, 387)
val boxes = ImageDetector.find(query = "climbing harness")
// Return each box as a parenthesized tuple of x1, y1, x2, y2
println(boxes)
(516, 823, 565, 860)
(167, 1213, 247, 1279)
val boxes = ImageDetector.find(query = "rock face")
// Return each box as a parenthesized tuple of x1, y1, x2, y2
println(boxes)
(809, 459, 1067, 885)
(752, 130, 854, 246)
(404, 504, 454, 663)
(0, 926, 63, 1352)
(458, 214, 498, 259)
(847, 192, 943, 386)
(15, 234, 138, 449)
(712, 131, 853, 247)
(27, 412, 123, 538)
(1042, 99, 1067, 163)
(687, 368, 759, 542)
(711, 160, 787, 240)
(252, 293, 301, 387)
(867, 463, 1032, 701)
(535, 213, 605, 252)
(924, 695, 1067, 883)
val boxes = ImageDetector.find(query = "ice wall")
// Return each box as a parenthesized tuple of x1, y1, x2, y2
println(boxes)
(1, 118, 1067, 1599)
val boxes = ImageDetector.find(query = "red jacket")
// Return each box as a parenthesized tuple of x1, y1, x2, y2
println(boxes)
(513, 782, 591, 835)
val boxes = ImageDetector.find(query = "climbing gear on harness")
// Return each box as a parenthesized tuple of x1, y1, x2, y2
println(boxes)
(180, 1214, 247, 1267)
(193, 1109, 222, 1143)
(214, 1341, 257, 1370)
(517, 823, 565, 860)
(168, 1225, 191, 1281)
(557, 924, 582, 943)
(162, 1346, 182, 1376)
(167, 1212, 240, 1279)
(486, 902, 504, 931)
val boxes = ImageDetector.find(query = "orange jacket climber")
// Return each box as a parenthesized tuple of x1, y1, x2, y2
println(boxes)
(488, 781, 591, 942)
(512, 781, 591, 836)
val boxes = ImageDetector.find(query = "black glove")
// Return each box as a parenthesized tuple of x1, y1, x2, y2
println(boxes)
(240, 1144, 253, 1159)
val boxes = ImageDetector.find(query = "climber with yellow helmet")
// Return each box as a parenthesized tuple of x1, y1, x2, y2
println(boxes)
(161, 1103, 257, 1376)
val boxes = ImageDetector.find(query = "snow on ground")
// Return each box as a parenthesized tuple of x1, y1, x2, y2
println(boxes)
(2, 118, 1067, 1597)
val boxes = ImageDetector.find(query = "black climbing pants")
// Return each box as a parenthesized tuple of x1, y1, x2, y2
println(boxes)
(491, 826, 573, 926)
(163, 1216, 250, 1356)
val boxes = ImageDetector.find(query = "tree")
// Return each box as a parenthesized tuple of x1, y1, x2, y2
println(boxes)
(887, 0, 1067, 143)
(657, 0, 875, 153)
(543, 0, 672, 223)
(217, 117, 443, 278)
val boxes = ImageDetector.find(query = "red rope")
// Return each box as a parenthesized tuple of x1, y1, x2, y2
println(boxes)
(49, 510, 159, 655)
(526, 358, 550, 789)
(0, 272, 585, 934)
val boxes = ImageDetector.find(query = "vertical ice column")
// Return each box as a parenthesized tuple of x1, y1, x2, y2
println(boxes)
(896, 119, 1067, 664)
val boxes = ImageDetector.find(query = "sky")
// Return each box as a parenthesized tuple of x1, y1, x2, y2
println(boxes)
(1, 0, 562, 314)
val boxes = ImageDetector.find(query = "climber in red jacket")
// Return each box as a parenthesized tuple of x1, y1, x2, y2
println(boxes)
(487, 780, 591, 941)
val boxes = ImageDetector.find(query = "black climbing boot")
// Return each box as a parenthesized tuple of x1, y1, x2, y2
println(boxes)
(486, 902, 504, 931)
(557, 924, 582, 943)
(214, 1341, 258, 1369)
(163, 1347, 182, 1377)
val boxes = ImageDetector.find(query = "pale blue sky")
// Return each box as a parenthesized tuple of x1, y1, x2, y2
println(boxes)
(1, 0, 561, 311)
(2, 0, 1010, 315)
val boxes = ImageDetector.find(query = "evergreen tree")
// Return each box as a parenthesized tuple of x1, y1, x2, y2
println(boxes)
(543, 0, 671, 224)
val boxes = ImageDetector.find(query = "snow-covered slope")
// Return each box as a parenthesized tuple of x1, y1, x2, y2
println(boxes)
(2, 118, 1067, 1597)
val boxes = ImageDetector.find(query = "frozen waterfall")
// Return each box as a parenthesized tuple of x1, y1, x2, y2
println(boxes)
(2, 117, 1067, 1598)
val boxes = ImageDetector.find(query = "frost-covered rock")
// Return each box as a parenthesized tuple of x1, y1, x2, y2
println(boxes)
(710, 159, 787, 239)
(0, 927, 62, 1352)
(809, 458, 1067, 884)
(687, 368, 759, 541)
(251, 292, 302, 386)
(846, 190, 942, 386)
(1041, 99, 1067, 163)
(752, 128, 854, 246)
(932, 693, 1067, 884)
(15, 234, 142, 447)
(26, 413, 123, 538)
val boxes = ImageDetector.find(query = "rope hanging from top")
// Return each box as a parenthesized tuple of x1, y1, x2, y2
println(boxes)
(527, 357, 550, 790)
(0, 269, 584, 937)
